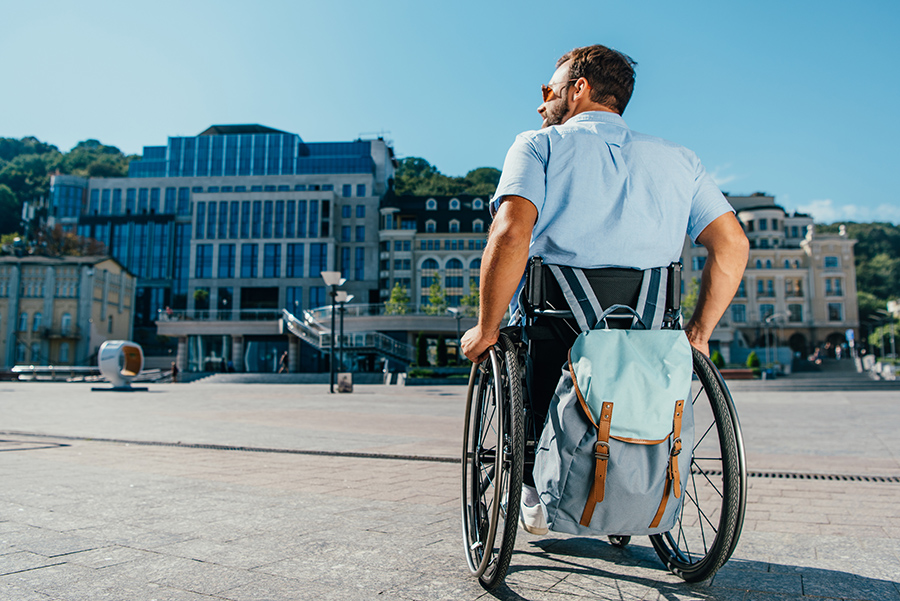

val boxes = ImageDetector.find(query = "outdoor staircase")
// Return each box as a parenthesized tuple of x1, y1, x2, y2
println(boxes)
(281, 309, 415, 365)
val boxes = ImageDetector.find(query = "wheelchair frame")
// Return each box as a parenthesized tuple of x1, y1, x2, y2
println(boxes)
(461, 259, 747, 590)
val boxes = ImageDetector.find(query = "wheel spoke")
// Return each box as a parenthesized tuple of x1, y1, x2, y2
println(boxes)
(693, 420, 715, 451)
(692, 461, 725, 499)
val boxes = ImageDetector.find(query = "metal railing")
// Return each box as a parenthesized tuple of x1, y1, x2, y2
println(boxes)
(305, 303, 477, 321)
(157, 309, 283, 322)
(281, 309, 415, 362)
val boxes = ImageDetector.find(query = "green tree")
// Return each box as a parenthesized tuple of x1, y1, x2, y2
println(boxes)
(681, 277, 700, 322)
(385, 283, 411, 315)
(436, 336, 448, 367)
(425, 276, 447, 315)
(746, 351, 761, 377)
(0, 184, 19, 236)
(710, 349, 725, 369)
(415, 332, 429, 366)
(393, 157, 500, 197)
(460, 280, 480, 317)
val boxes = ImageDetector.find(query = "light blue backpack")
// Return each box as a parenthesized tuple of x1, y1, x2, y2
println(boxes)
(534, 266, 694, 536)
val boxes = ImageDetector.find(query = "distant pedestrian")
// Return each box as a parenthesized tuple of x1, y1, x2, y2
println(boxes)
(278, 351, 289, 373)
(171, 361, 179, 383)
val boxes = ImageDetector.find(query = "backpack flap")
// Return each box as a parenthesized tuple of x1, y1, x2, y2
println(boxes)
(569, 329, 692, 441)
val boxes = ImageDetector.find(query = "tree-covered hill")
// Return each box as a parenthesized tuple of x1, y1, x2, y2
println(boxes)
(393, 157, 500, 197)
(0, 136, 137, 235)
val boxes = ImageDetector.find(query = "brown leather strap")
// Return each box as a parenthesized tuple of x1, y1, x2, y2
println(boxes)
(580, 401, 613, 527)
(649, 400, 685, 529)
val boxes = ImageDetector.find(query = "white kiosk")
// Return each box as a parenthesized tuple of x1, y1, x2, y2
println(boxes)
(92, 340, 147, 391)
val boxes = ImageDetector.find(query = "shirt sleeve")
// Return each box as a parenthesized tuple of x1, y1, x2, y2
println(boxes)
(490, 132, 547, 217)
(687, 159, 734, 242)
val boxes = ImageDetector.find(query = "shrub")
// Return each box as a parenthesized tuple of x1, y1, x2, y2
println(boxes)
(436, 335, 448, 367)
(710, 350, 725, 369)
(746, 351, 761, 377)
(416, 333, 428, 367)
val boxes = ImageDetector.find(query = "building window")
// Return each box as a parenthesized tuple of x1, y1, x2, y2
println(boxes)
(263, 244, 281, 278)
(310, 243, 327, 278)
(449, 198, 460, 210)
(760, 239, 770, 249)
(341, 205, 351, 219)
(736, 280, 746, 298)
(473, 198, 484, 210)
(755, 259, 762, 269)
(827, 303, 843, 321)
(356, 184, 366, 197)
(241, 244, 258, 278)
(59, 342, 69, 363)
(449, 220, 460, 233)
(218, 244, 236, 278)
(341, 226, 351, 242)
(691, 256, 706, 271)
(784, 259, 791, 269)
(425, 220, 436, 233)
(263, 200, 273, 238)
(16, 343, 26, 363)
(426, 198, 437, 211)
(731, 304, 746, 323)
(825, 277, 843, 296)
(356, 205, 365, 218)
(309, 286, 325, 309)
(355, 247, 365, 280)
(759, 304, 775, 322)
(824, 256, 840, 268)
(343, 184, 352, 197)
(470, 258, 482, 287)
(252, 201, 262, 238)
(32, 312, 42, 332)
(274, 200, 285, 238)
(355, 226, 365, 242)
(400, 218, 416, 230)
(473, 219, 484, 233)
(445, 258, 464, 288)
(421, 258, 439, 289)
(30, 342, 40, 363)
(788, 304, 803, 323)
(61, 313, 71, 335)
(287, 243, 305, 277)
(195, 244, 213, 278)
(759, 219, 768, 231)
(765, 259, 772, 269)
(196, 202, 206, 238)
(283, 286, 302, 314)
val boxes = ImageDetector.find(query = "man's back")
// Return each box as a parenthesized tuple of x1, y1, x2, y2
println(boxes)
(493, 111, 732, 271)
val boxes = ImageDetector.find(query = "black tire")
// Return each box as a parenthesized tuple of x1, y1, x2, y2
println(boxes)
(608, 535, 631, 548)
(461, 334, 524, 590)
(649, 347, 747, 582)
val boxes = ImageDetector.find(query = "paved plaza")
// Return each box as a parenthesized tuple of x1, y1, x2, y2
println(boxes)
(1, 368, 899, 600)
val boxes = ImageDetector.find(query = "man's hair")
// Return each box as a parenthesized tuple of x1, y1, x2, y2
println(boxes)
(557, 45, 637, 114)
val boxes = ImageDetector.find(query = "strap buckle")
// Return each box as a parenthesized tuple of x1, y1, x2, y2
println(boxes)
(594, 441, 610, 460)
(670, 437, 682, 457)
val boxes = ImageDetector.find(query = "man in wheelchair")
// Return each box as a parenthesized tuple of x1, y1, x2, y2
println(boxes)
(461, 44, 748, 536)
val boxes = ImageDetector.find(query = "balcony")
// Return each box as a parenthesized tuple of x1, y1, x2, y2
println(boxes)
(41, 326, 81, 339)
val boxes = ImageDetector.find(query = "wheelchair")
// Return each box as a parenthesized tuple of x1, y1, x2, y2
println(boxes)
(461, 258, 747, 590)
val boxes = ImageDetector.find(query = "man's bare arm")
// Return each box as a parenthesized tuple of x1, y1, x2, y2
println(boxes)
(684, 212, 750, 356)
(461, 196, 537, 362)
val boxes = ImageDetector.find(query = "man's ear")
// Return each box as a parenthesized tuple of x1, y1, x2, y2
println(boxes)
(572, 77, 591, 101)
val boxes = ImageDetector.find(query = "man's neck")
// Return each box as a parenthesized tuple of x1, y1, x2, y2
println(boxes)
(565, 103, 617, 123)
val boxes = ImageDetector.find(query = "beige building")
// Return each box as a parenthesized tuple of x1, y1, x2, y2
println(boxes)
(0, 256, 135, 367)
(681, 194, 859, 364)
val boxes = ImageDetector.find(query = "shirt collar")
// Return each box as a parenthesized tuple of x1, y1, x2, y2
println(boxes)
(566, 111, 628, 127)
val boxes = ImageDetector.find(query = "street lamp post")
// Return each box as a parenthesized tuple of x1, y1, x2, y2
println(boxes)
(321, 271, 345, 393)
(447, 307, 464, 363)
(764, 313, 784, 377)
(335, 291, 354, 374)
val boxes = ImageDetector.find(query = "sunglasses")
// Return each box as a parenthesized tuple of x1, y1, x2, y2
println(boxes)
(541, 79, 577, 102)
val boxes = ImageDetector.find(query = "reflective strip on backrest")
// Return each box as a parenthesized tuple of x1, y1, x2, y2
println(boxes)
(548, 265, 603, 333)
(636, 268, 669, 330)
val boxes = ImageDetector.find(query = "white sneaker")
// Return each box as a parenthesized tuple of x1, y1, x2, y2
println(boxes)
(519, 498, 549, 535)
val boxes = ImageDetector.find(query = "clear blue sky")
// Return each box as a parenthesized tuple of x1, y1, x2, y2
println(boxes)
(3, 0, 899, 223)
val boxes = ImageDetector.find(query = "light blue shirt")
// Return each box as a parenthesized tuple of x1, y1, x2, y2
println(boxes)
(491, 111, 733, 270)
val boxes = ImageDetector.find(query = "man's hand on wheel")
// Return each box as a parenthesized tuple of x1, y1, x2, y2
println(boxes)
(461, 325, 499, 364)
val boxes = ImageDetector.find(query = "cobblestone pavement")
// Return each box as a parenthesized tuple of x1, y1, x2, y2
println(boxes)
(1, 374, 898, 600)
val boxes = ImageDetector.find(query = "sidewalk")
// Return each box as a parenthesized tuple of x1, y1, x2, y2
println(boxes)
(1, 378, 898, 600)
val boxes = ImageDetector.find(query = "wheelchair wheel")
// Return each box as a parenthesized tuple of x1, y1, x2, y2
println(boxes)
(650, 347, 747, 582)
(461, 334, 524, 590)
